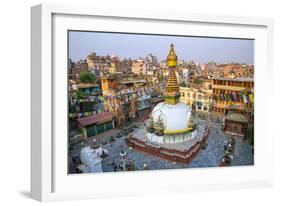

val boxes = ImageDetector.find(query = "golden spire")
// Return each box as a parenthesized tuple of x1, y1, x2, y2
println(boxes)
(165, 44, 180, 96)
(164, 44, 180, 105)
(165, 68, 179, 93)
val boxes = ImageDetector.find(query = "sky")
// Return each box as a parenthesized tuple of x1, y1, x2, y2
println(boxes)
(68, 31, 254, 64)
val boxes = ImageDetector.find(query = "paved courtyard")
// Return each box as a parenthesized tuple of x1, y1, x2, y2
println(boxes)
(69, 114, 254, 174)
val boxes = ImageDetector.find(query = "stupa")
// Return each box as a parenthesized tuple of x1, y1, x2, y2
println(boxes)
(146, 44, 197, 144)
(126, 44, 208, 164)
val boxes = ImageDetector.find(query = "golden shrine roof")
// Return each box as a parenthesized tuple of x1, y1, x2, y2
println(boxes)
(165, 68, 179, 93)
(167, 44, 178, 67)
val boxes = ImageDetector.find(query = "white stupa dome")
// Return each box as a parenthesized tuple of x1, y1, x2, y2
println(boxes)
(151, 102, 192, 133)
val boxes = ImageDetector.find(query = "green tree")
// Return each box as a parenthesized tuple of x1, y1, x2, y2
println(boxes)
(79, 72, 96, 83)
(75, 90, 85, 100)
(193, 78, 203, 84)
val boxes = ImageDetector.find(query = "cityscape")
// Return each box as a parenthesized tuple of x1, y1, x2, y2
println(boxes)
(68, 31, 254, 174)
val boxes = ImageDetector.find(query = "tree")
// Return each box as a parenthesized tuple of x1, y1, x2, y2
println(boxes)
(79, 72, 96, 83)
(75, 90, 85, 100)
(193, 78, 203, 84)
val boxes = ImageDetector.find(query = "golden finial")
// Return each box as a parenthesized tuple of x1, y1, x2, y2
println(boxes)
(167, 43, 178, 67)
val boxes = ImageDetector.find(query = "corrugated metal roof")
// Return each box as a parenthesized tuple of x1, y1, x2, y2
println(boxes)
(212, 77, 253, 82)
(78, 112, 114, 126)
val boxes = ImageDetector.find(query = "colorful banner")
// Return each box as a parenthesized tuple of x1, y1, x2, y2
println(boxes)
(215, 89, 254, 104)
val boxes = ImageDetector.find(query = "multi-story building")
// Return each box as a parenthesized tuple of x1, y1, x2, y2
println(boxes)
(215, 64, 254, 78)
(100, 75, 117, 92)
(211, 77, 254, 115)
(146, 53, 158, 65)
(86, 52, 111, 73)
(77, 111, 115, 138)
(77, 83, 102, 96)
(102, 89, 145, 126)
(100, 74, 153, 126)
(131, 59, 145, 75)
(131, 55, 159, 76)
(100, 74, 147, 93)
(69, 81, 104, 115)
(144, 54, 158, 75)
(135, 95, 151, 120)
(117, 58, 132, 74)
(68, 58, 76, 74)
(108, 62, 118, 74)
(73, 59, 89, 74)
(179, 86, 212, 112)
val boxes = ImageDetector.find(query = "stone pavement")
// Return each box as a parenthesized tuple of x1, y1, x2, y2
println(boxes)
(69, 115, 254, 174)
(231, 137, 254, 166)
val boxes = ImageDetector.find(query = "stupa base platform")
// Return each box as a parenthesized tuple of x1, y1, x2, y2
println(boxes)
(126, 126, 209, 164)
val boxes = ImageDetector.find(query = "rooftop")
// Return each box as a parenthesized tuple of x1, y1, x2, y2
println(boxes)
(119, 79, 147, 84)
(212, 77, 254, 82)
(77, 112, 114, 127)
(78, 83, 99, 89)
(225, 112, 248, 123)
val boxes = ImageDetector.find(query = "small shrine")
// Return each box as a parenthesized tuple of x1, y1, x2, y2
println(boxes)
(223, 111, 248, 138)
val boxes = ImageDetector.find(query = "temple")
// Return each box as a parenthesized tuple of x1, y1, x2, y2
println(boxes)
(126, 44, 209, 163)
(147, 44, 197, 143)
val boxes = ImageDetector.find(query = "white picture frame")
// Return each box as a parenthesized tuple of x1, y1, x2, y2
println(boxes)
(31, 3, 274, 202)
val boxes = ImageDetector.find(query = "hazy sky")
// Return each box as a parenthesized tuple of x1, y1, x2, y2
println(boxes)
(68, 31, 254, 64)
